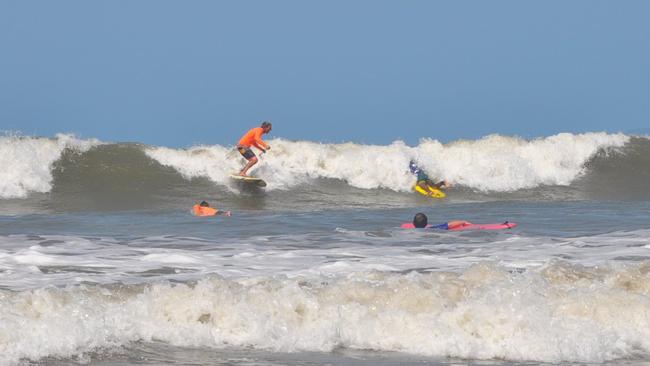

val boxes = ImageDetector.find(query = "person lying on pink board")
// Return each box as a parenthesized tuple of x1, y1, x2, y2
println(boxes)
(401, 213, 517, 231)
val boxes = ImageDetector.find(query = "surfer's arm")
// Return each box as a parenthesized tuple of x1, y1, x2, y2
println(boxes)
(253, 144, 268, 153)
(425, 179, 449, 190)
(431, 180, 447, 189)
(253, 130, 270, 151)
(215, 210, 231, 217)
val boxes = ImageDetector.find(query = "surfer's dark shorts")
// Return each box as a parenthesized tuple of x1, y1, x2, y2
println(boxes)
(237, 146, 256, 160)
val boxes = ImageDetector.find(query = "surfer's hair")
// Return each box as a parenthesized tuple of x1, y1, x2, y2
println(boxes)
(261, 121, 272, 130)
(413, 213, 428, 228)
(200, 201, 209, 207)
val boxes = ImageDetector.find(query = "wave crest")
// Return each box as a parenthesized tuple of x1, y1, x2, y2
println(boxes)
(147, 132, 629, 192)
(0, 132, 640, 206)
(0, 134, 100, 199)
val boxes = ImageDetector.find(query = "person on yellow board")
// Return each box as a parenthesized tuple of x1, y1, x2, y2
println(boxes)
(237, 121, 272, 176)
(192, 201, 231, 217)
(409, 160, 451, 197)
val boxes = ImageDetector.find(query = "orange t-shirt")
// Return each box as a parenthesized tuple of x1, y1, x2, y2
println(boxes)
(193, 205, 218, 217)
(238, 127, 269, 151)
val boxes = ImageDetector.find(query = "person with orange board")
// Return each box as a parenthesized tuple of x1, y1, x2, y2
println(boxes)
(236, 121, 272, 176)
(192, 201, 231, 217)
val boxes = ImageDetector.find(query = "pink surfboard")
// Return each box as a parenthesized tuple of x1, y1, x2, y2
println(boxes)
(400, 221, 517, 231)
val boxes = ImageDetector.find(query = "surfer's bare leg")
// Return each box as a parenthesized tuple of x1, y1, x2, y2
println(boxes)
(239, 157, 258, 176)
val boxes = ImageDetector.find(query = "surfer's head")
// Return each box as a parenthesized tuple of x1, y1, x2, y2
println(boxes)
(413, 213, 428, 228)
(261, 121, 272, 133)
(199, 201, 209, 207)
(409, 160, 420, 174)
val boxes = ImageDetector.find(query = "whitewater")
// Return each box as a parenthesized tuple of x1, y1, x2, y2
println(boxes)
(0, 132, 636, 200)
(137, 132, 634, 192)
(1, 132, 649, 366)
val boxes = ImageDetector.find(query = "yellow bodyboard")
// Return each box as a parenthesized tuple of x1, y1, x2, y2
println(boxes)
(414, 185, 446, 198)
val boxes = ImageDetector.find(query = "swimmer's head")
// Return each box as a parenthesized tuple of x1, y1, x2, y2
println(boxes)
(413, 212, 428, 228)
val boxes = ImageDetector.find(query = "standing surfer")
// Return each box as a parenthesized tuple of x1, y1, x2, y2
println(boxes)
(236, 121, 272, 176)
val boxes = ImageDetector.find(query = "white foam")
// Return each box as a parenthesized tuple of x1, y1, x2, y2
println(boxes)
(3, 229, 649, 290)
(2, 230, 650, 363)
(144, 144, 238, 186)
(141, 253, 199, 264)
(0, 133, 100, 199)
(12, 250, 57, 265)
(418, 132, 629, 191)
(2, 262, 650, 364)
(145, 132, 629, 192)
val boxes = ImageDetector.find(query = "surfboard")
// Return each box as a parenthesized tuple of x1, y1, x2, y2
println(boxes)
(400, 221, 517, 231)
(414, 185, 446, 198)
(447, 222, 517, 231)
(229, 174, 267, 187)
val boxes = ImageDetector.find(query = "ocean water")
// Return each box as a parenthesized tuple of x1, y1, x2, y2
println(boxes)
(1, 132, 650, 365)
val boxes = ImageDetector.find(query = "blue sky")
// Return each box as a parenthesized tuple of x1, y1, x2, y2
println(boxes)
(1, 1, 649, 147)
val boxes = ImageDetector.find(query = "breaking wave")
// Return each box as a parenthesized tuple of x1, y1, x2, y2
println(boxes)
(0, 134, 100, 199)
(145, 132, 630, 192)
(2, 261, 650, 364)
(2, 132, 648, 209)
